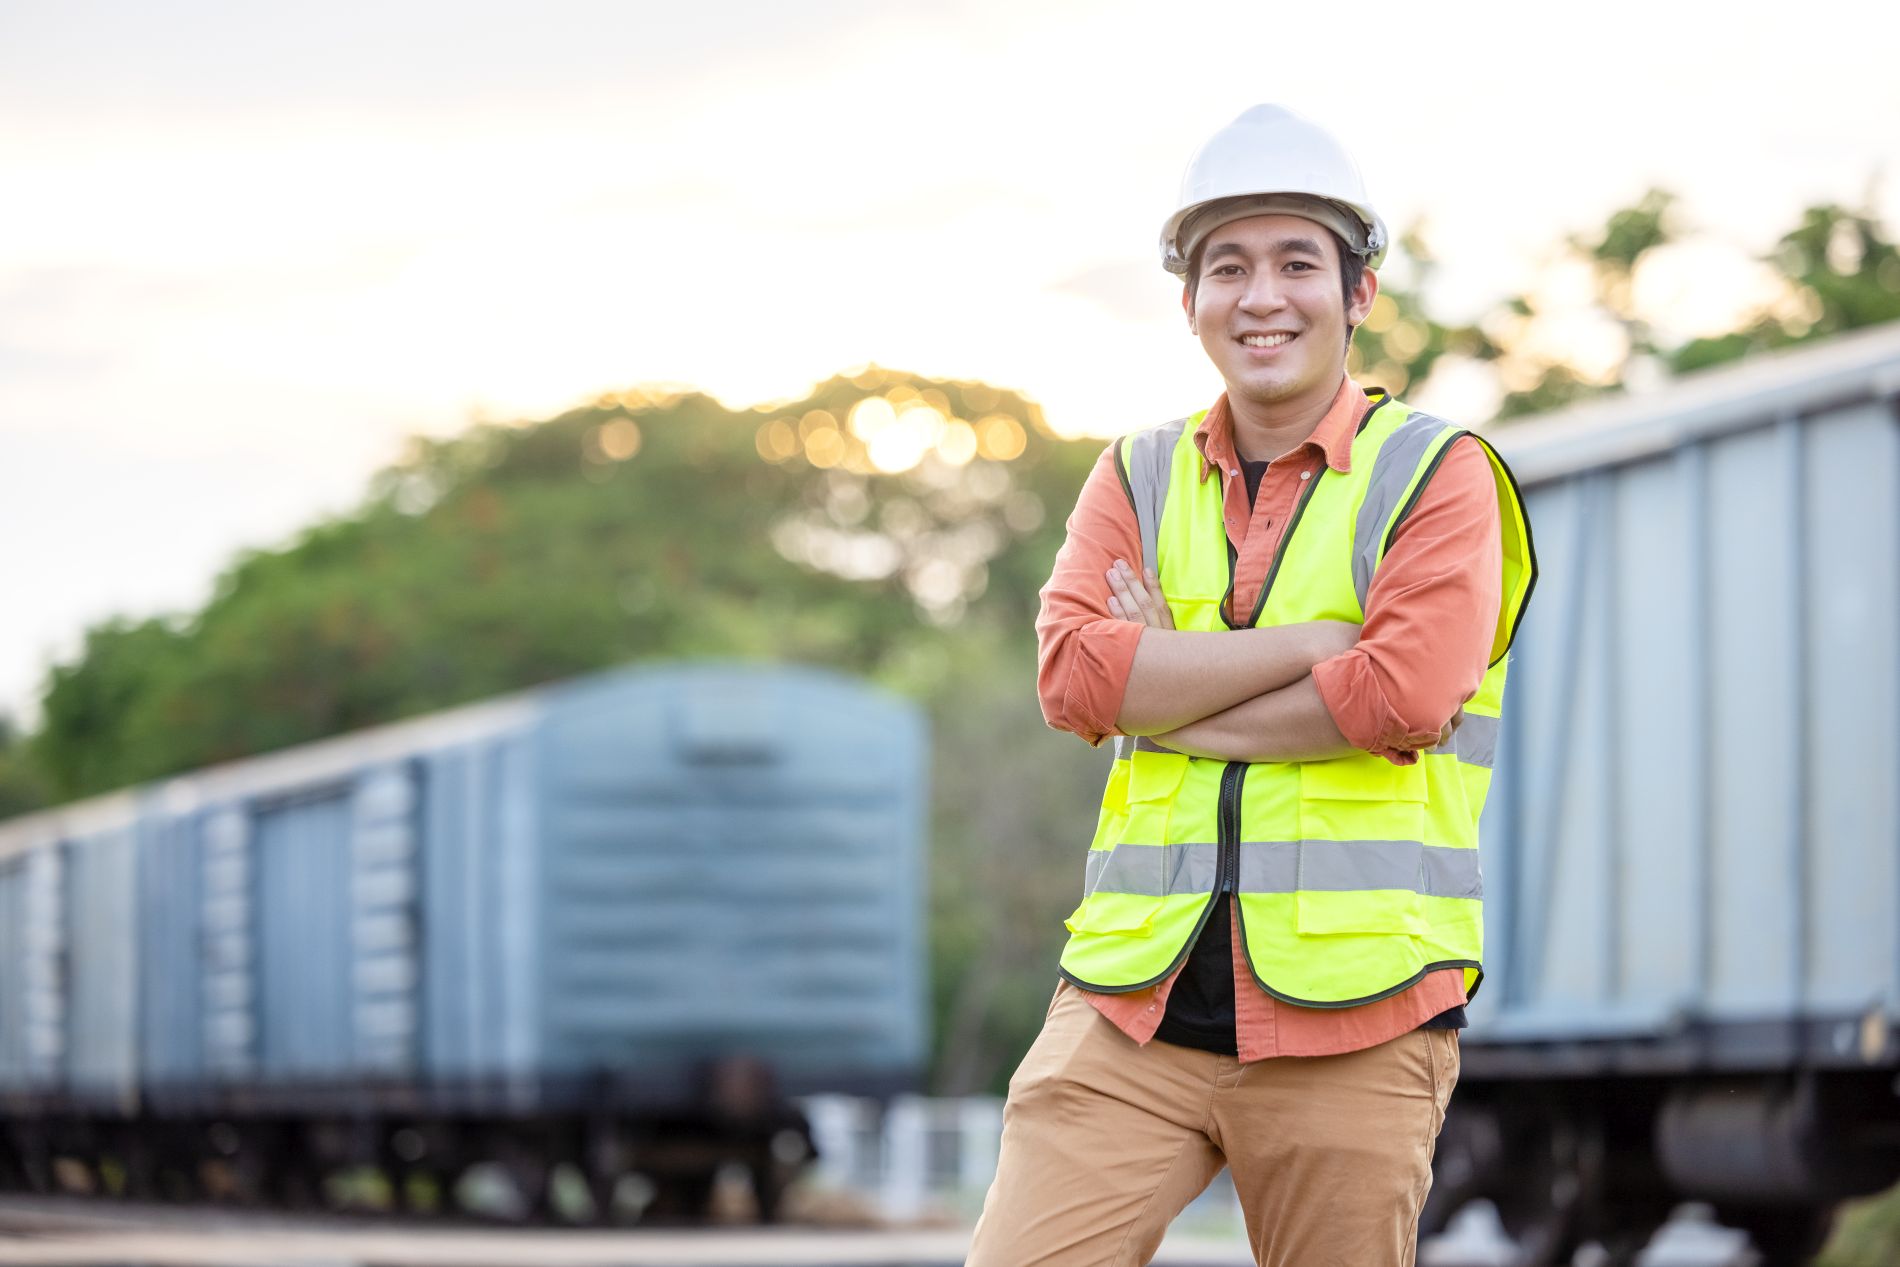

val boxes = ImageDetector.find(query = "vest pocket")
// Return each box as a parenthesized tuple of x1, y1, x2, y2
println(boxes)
(1066, 750, 1189, 938)
(1121, 749, 1190, 845)
(1295, 758, 1430, 937)
(1063, 888, 1164, 937)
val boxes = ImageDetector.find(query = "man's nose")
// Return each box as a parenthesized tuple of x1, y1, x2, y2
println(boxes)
(1237, 273, 1287, 313)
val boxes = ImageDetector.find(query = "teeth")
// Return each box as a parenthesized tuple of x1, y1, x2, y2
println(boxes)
(1240, 333, 1295, 347)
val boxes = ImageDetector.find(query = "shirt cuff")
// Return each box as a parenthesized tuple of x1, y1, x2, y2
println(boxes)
(1060, 621, 1145, 746)
(1311, 649, 1441, 767)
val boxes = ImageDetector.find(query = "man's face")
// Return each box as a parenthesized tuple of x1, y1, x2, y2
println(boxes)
(1183, 213, 1376, 412)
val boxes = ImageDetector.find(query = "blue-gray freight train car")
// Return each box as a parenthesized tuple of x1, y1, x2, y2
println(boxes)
(0, 662, 927, 1219)
(1428, 321, 1900, 1262)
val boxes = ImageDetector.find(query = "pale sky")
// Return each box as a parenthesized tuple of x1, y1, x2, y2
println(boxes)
(5, 0, 1898, 723)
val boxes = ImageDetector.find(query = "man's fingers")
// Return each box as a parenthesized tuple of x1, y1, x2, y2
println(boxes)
(1109, 561, 1158, 625)
(1142, 568, 1175, 629)
(1106, 564, 1147, 625)
(1122, 564, 1156, 619)
(1107, 559, 1174, 629)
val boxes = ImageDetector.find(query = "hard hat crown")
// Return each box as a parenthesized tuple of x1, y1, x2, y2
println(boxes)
(1161, 104, 1387, 275)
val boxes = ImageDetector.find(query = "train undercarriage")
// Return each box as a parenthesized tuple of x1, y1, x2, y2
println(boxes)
(0, 1067, 816, 1225)
(1424, 1067, 1900, 1266)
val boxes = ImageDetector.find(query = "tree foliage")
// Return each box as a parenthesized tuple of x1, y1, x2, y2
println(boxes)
(28, 374, 1093, 805)
(1482, 190, 1900, 418)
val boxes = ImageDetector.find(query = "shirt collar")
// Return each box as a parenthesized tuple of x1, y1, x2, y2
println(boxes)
(1192, 375, 1376, 482)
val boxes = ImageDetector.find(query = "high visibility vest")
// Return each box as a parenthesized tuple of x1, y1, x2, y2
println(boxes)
(1057, 392, 1537, 1006)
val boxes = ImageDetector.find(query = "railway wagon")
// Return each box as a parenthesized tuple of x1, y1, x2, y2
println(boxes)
(0, 662, 927, 1218)
(1432, 321, 1900, 1263)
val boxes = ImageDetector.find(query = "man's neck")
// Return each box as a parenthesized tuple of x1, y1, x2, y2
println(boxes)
(1225, 374, 1344, 464)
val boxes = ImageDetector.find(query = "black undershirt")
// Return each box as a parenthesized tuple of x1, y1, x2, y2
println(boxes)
(1152, 452, 1465, 1056)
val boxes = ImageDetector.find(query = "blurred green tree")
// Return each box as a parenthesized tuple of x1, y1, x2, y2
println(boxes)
(0, 716, 51, 818)
(1425, 190, 1900, 419)
(29, 376, 1090, 803)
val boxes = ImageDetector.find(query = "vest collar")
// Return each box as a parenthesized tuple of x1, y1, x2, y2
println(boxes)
(1192, 375, 1374, 482)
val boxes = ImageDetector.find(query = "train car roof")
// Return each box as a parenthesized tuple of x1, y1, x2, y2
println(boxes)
(0, 661, 895, 862)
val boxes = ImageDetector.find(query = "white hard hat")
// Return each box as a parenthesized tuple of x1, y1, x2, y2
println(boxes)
(1160, 104, 1388, 275)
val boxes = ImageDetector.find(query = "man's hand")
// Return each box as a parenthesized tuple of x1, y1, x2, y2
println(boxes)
(1105, 559, 1173, 629)
(1431, 708, 1466, 750)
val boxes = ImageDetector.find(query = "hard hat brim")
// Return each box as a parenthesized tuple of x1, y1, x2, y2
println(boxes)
(1164, 193, 1387, 277)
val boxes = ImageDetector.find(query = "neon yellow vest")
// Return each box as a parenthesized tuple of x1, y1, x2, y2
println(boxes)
(1057, 392, 1537, 1006)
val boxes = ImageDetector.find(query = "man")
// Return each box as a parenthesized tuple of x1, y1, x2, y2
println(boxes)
(966, 105, 1537, 1266)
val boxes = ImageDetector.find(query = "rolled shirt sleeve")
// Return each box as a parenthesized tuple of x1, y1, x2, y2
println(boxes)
(1035, 444, 1147, 746)
(1311, 436, 1503, 765)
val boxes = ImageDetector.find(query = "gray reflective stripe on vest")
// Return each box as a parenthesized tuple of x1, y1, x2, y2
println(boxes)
(1351, 411, 1456, 610)
(1085, 839, 1481, 899)
(1084, 841, 1219, 897)
(1426, 712, 1499, 768)
(1110, 735, 1180, 762)
(1261, 838, 1483, 899)
(1123, 417, 1191, 573)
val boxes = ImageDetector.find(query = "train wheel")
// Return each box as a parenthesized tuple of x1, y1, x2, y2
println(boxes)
(751, 1160, 794, 1224)
(645, 1172, 714, 1223)
(498, 1152, 554, 1222)
(1483, 1114, 1596, 1266)
(17, 1136, 54, 1195)
(0, 1129, 27, 1192)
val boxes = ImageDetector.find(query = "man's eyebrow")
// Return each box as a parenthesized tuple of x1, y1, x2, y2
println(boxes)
(1203, 236, 1325, 262)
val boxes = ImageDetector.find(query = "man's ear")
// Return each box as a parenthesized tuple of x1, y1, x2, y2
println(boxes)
(1181, 281, 1196, 334)
(1347, 264, 1378, 327)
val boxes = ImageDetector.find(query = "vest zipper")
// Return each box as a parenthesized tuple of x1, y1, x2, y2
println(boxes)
(1218, 762, 1248, 893)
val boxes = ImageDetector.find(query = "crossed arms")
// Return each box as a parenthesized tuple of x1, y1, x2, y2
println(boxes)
(1033, 438, 1504, 767)
(1104, 560, 1373, 763)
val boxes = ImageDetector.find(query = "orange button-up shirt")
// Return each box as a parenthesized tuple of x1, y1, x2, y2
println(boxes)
(1034, 375, 1502, 1060)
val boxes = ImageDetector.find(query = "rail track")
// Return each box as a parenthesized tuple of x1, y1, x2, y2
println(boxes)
(0, 1193, 1258, 1267)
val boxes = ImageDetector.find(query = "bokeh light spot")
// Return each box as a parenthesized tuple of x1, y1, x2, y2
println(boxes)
(1385, 319, 1427, 361)
(936, 418, 978, 465)
(1368, 362, 1410, 395)
(976, 414, 1026, 461)
(867, 404, 943, 473)
(804, 427, 845, 468)
(1364, 294, 1399, 334)
(756, 418, 800, 462)
(848, 397, 897, 440)
(597, 418, 642, 461)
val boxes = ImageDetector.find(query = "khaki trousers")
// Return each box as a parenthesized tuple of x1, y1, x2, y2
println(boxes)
(966, 982, 1459, 1267)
